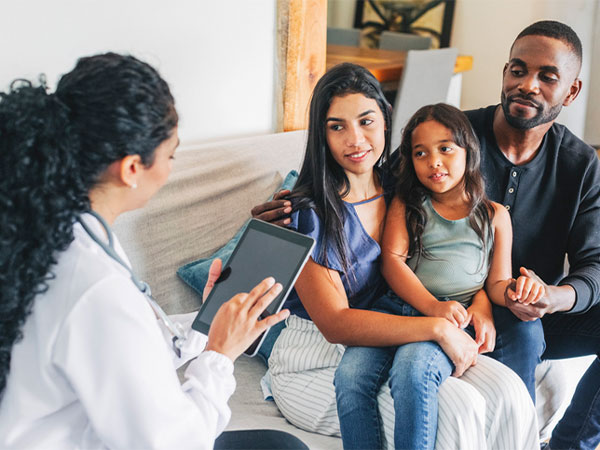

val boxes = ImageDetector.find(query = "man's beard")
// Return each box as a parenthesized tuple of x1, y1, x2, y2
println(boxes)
(501, 91, 562, 130)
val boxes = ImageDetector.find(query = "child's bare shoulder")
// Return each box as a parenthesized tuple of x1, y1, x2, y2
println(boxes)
(490, 201, 511, 226)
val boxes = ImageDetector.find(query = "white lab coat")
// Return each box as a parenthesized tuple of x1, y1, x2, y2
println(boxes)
(0, 215, 235, 449)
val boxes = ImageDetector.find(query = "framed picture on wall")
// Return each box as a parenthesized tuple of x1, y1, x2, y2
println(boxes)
(353, 0, 456, 49)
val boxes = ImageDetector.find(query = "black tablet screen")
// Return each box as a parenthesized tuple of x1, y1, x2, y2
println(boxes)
(192, 220, 314, 335)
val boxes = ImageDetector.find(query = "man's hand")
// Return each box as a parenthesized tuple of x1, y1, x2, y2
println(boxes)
(504, 267, 575, 321)
(250, 190, 292, 226)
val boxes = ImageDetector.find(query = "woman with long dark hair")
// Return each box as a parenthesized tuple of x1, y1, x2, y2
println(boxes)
(259, 64, 538, 449)
(0, 53, 297, 449)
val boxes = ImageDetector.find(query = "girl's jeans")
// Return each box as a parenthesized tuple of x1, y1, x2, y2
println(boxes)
(334, 293, 545, 450)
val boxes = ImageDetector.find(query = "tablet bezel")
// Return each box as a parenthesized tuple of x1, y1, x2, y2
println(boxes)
(191, 218, 315, 356)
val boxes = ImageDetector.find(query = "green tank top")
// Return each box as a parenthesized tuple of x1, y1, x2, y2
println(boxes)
(407, 197, 492, 306)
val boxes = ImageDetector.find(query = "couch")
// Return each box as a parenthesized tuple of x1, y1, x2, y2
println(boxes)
(113, 130, 593, 448)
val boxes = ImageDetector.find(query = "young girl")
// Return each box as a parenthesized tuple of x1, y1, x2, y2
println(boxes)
(263, 65, 538, 450)
(334, 103, 545, 450)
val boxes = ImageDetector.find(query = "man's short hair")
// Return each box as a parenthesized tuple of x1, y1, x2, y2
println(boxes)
(514, 20, 582, 65)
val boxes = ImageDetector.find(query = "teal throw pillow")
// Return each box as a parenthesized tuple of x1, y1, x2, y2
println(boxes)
(177, 170, 298, 298)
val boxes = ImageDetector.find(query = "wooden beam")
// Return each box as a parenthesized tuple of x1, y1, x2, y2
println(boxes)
(282, 0, 327, 132)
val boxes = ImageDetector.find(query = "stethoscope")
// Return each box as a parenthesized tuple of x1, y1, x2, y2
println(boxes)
(78, 211, 187, 357)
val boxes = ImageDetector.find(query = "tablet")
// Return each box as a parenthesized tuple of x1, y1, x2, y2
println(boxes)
(191, 218, 315, 356)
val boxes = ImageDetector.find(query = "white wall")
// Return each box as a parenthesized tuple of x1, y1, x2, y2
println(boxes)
(584, 3, 600, 146)
(327, 0, 356, 28)
(0, 0, 277, 145)
(450, 0, 597, 140)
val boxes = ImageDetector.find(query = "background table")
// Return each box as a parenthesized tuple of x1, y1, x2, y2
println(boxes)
(326, 44, 473, 83)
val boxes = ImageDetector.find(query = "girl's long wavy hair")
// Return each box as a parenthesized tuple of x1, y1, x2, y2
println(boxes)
(0, 53, 178, 400)
(395, 103, 494, 267)
(289, 63, 392, 295)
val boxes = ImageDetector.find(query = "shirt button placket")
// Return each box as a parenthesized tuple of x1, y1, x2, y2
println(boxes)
(503, 168, 519, 211)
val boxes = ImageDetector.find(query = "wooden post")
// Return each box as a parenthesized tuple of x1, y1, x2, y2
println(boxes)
(281, 0, 327, 132)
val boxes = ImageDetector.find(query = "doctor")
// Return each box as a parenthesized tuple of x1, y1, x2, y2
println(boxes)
(0, 53, 300, 449)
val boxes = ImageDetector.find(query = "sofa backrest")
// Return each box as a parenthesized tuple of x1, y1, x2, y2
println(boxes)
(113, 130, 307, 314)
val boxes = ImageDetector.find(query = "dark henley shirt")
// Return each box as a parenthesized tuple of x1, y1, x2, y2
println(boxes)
(465, 105, 600, 314)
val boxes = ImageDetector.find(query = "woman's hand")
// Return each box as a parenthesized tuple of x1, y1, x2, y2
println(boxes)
(205, 277, 289, 361)
(431, 300, 469, 328)
(250, 190, 292, 226)
(202, 258, 223, 303)
(505, 267, 546, 305)
(435, 319, 479, 377)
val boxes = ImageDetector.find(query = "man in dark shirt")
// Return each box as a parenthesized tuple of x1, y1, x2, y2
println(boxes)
(252, 21, 600, 450)
(465, 22, 600, 450)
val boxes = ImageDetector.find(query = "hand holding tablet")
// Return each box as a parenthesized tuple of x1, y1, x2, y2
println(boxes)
(204, 275, 287, 361)
(193, 219, 315, 357)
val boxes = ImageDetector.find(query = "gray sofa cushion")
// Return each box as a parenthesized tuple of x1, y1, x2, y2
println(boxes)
(113, 131, 306, 314)
(176, 170, 299, 300)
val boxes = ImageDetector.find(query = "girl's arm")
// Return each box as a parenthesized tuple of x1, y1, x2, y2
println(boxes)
(294, 257, 479, 377)
(380, 197, 469, 328)
(467, 288, 496, 353)
(485, 202, 515, 305)
(486, 202, 546, 306)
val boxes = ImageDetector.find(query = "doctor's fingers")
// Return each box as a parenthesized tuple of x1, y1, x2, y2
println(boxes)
(228, 277, 276, 307)
(246, 281, 284, 320)
(258, 309, 290, 332)
(202, 258, 223, 303)
(227, 277, 282, 315)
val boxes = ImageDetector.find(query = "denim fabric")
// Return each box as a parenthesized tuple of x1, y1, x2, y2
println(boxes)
(334, 294, 456, 450)
(334, 293, 545, 450)
(335, 345, 392, 449)
(542, 304, 600, 450)
(485, 304, 546, 402)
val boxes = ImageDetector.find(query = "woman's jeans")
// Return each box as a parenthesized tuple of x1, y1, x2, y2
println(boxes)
(334, 293, 545, 450)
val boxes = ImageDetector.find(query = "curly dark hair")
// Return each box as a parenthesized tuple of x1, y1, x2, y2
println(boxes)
(0, 53, 178, 400)
(395, 103, 494, 268)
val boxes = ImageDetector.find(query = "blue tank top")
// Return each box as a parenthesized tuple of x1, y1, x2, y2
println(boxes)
(284, 175, 394, 320)
(407, 197, 493, 306)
